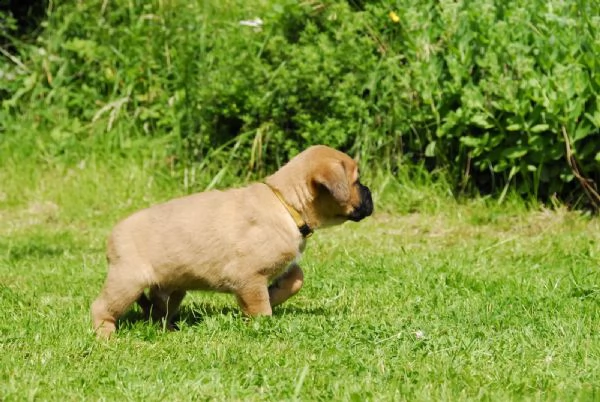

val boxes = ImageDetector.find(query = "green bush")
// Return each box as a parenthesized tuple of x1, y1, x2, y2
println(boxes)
(1, 0, 599, 204)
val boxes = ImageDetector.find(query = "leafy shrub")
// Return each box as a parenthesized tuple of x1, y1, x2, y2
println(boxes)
(1, 0, 599, 205)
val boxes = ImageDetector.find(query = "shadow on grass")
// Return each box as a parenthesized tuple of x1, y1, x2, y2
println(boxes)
(117, 300, 330, 331)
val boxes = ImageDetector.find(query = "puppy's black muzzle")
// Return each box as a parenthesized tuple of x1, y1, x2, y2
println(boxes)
(348, 183, 373, 222)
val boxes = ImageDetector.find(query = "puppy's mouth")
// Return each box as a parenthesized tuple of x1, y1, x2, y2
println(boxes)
(347, 184, 373, 222)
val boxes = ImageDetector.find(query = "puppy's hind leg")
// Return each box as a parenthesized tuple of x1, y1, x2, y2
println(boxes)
(137, 292, 153, 320)
(145, 287, 187, 330)
(268, 263, 304, 308)
(91, 262, 152, 339)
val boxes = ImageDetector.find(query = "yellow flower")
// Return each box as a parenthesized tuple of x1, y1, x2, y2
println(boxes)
(389, 11, 400, 23)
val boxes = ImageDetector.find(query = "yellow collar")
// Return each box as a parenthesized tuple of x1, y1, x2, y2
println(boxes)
(267, 184, 313, 238)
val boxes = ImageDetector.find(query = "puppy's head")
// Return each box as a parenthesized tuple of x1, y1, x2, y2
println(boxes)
(306, 146, 374, 227)
(267, 145, 374, 230)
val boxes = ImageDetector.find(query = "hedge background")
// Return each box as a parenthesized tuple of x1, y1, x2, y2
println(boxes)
(1, 0, 599, 205)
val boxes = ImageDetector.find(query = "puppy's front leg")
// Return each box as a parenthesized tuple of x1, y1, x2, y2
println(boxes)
(269, 263, 304, 307)
(235, 279, 272, 316)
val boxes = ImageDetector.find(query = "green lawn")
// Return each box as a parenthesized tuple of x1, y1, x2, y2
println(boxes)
(1, 160, 599, 401)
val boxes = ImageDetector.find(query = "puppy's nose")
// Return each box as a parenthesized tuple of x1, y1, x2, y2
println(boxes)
(361, 185, 374, 217)
(348, 184, 373, 222)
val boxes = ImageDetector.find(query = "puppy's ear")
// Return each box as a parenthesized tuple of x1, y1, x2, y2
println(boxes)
(313, 161, 349, 204)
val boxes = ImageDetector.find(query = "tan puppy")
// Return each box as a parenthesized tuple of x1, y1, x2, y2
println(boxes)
(91, 145, 373, 338)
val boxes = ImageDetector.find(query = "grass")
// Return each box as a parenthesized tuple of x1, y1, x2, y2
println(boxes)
(2, 0, 599, 398)
(1, 153, 599, 401)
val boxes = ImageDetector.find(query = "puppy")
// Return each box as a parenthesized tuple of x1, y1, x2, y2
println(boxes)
(91, 145, 373, 338)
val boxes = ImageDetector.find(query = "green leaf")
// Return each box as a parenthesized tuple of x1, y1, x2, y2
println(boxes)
(529, 124, 549, 133)
(560, 172, 575, 182)
(502, 147, 528, 159)
(585, 111, 600, 128)
(506, 124, 522, 131)
(62, 38, 99, 60)
(459, 136, 480, 147)
(470, 114, 493, 129)
(425, 141, 436, 157)
(573, 124, 593, 141)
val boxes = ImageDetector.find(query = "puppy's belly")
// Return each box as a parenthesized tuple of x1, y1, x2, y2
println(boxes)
(154, 256, 296, 294)
(155, 266, 236, 293)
